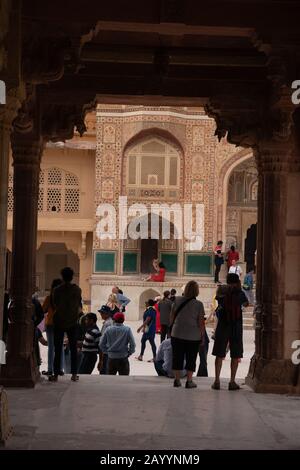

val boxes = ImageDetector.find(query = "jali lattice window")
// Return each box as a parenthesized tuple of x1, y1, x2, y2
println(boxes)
(8, 167, 80, 214)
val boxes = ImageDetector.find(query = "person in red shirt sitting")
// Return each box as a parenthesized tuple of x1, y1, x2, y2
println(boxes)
(226, 245, 240, 270)
(144, 262, 166, 282)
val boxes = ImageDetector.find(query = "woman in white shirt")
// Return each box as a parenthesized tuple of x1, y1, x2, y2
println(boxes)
(228, 259, 242, 278)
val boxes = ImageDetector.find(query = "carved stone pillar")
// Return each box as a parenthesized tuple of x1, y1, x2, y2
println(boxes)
(0, 132, 43, 387)
(246, 137, 300, 393)
(0, 107, 11, 341)
(252, 149, 264, 358)
(0, 91, 22, 340)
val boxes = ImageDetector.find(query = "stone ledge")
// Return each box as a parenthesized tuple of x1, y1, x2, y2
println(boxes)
(89, 276, 216, 288)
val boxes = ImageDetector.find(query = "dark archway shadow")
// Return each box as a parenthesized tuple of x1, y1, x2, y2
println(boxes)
(244, 223, 257, 272)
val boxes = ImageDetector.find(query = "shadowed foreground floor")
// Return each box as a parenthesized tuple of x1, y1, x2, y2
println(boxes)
(3, 375, 300, 450)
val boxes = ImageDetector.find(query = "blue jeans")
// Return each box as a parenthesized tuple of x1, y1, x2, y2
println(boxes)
(46, 325, 64, 374)
(53, 326, 78, 376)
(78, 352, 98, 374)
(140, 333, 157, 358)
(99, 353, 108, 375)
(244, 289, 254, 305)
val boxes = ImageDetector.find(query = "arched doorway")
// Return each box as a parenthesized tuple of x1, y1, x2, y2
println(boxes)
(123, 213, 179, 276)
(141, 238, 159, 274)
(225, 157, 258, 264)
(36, 242, 79, 295)
(139, 288, 161, 319)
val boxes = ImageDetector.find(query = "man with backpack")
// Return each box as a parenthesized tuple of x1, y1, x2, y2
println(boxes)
(158, 290, 172, 342)
(211, 273, 249, 391)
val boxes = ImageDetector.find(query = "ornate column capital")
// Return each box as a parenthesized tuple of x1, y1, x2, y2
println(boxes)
(40, 98, 97, 142)
(10, 131, 44, 167)
(0, 85, 25, 130)
(255, 140, 292, 174)
(255, 127, 300, 174)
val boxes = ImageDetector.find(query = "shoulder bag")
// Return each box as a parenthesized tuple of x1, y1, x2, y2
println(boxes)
(170, 297, 195, 328)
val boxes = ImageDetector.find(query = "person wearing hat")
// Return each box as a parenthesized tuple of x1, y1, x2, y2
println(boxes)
(99, 312, 135, 375)
(97, 305, 114, 374)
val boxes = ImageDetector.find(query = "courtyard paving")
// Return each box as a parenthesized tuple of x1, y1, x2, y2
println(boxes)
(2, 325, 300, 450)
(4, 375, 300, 450)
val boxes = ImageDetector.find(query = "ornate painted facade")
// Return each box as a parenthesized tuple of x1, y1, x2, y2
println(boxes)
(5, 105, 257, 318)
(90, 105, 257, 317)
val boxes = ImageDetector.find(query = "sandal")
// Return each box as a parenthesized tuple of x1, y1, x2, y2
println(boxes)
(71, 374, 79, 382)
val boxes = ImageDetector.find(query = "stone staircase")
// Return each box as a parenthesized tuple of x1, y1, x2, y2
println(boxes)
(243, 305, 255, 330)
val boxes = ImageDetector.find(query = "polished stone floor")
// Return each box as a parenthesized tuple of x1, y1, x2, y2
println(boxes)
(4, 375, 300, 450)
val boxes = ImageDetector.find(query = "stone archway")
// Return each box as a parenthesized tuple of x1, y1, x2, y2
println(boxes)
(36, 242, 79, 295)
(217, 148, 254, 244)
(222, 154, 258, 263)
(139, 288, 161, 320)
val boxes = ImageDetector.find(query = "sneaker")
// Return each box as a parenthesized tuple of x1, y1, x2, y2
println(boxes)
(228, 381, 241, 391)
(173, 379, 182, 388)
(211, 381, 220, 390)
(48, 375, 58, 382)
(185, 380, 197, 389)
